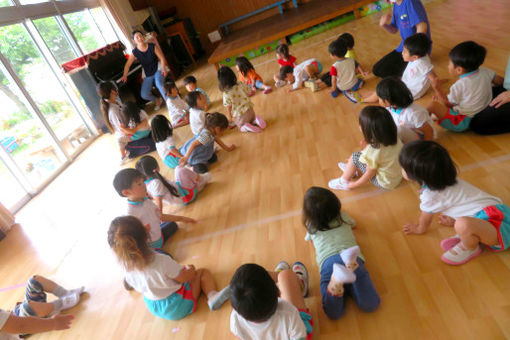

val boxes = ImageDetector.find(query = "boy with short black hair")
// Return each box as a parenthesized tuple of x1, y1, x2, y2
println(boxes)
(427, 41, 504, 132)
(337, 32, 368, 76)
(279, 58, 322, 93)
(401, 33, 442, 99)
(183, 75, 210, 109)
(327, 39, 364, 102)
(185, 91, 208, 135)
(113, 168, 196, 249)
(230, 262, 313, 340)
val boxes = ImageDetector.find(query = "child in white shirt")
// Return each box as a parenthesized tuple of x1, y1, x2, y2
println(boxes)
(185, 91, 208, 135)
(400, 141, 510, 265)
(183, 75, 210, 110)
(427, 41, 504, 132)
(230, 262, 313, 340)
(279, 58, 322, 92)
(164, 81, 189, 127)
(151, 114, 182, 168)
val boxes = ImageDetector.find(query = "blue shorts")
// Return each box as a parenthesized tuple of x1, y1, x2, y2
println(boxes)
(311, 60, 323, 74)
(163, 150, 180, 169)
(438, 109, 471, 132)
(144, 282, 196, 320)
(130, 130, 151, 141)
(176, 182, 197, 205)
(474, 204, 510, 251)
(149, 236, 163, 250)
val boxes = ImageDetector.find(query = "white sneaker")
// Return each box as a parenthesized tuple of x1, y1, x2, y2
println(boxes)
(275, 80, 286, 88)
(120, 152, 130, 165)
(328, 177, 350, 190)
(337, 162, 359, 177)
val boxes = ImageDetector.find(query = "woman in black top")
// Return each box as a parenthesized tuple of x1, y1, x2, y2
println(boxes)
(121, 30, 169, 109)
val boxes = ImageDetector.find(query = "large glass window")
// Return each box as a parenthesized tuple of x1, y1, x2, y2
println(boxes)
(33, 16, 78, 64)
(90, 7, 119, 44)
(63, 10, 107, 53)
(0, 157, 28, 210)
(18, 0, 48, 4)
(0, 0, 13, 6)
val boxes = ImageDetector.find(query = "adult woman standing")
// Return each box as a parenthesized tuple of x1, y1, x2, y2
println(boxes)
(470, 56, 510, 135)
(121, 30, 168, 110)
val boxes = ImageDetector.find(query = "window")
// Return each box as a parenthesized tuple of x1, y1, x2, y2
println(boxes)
(0, 0, 13, 7)
(33, 16, 78, 64)
(64, 10, 107, 54)
(90, 7, 119, 44)
(18, 0, 48, 4)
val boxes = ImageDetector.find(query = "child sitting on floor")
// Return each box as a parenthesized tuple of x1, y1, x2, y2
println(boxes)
(279, 58, 322, 93)
(151, 114, 182, 169)
(183, 75, 210, 109)
(273, 43, 297, 87)
(302, 186, 380, 320)
(108, 215, 230, 320)
(235, 56, 272, 95)
(136, 155, 210, 209)
(230, 263, 314, 340)
(329, 106, 402, 191)
(218, 66, 266, 133)
(186, 91, 208, 135)
(427, 41, 504, 132)
(399, 140, 510, 265)
(0, 275, 84, 338)
(179, 112, 236, 173)
(377, 77, 435, 143)
(326, 39, 364, 102)
(164, 81, 189, 128)
(113, 168, 196, 249)
(121, 101, 151, 141)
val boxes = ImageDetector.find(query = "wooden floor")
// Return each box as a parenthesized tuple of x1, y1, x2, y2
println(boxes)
(2, 0, 510, 339)
(208, 0, 374, 65)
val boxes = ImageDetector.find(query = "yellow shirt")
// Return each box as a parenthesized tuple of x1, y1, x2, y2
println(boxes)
(345, 49, 357, 60)
(222, 83, 254, 118)
(359, 139, 403, 189)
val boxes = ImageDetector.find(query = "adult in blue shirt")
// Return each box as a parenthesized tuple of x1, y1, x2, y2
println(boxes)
(372, 0, 430, 78)
(121, 30, 169, 110)
(470, 55, 510, 135)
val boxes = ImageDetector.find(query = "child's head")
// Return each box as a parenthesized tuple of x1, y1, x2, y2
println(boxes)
(217, 66, 237, 92)
(337, 32, 354, 50)
(399, 140, 457, 191)
(97, 81, 118, 132)
(376, 77, 413, 109)
(329, 39, 347, 59)
(135, 155, 180, 197)
(164, 81, 179, 98)
(275, 43, 290, 60)
(113, 168, 146, 198)
(402, 33, 431, 61)
(359, 106, 398, 148)
(235, 56, 254, 76)
(150, 114, 173, 143)
(205, 112, 229, 135)
(230, 263, 279, 322)
(120, 101, 141, 127)
(303, 186, 343, 234)
(183, 75, 197, 92)
(448, 41, 486, 75)
(108, 215, 153, 271)
(279, 65, 294, 82)
(185, 91, 206, 110)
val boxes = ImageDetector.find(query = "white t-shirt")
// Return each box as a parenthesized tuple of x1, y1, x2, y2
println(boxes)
(420, 179, 502, 218)
(166, 96, 189, 125)
(292, 58, 316, 90)
(155, 136, 176, 161)
(330, 58, 358, 90)
(126, 198, 162, 243)
(145, 177, 183, 205)
(190, 107, 206, 135)
(124, 252, 183, 300)
(388, 103, 436, 137)
(230, 299, 307, 340)
(107, 102, 124, 138)
(447, 68, 496, 117)
(0, 309, 19, 340)
(402, 56, 434, 99)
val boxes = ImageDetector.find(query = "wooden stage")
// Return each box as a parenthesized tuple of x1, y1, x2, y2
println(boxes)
(208, 0, 374, 68)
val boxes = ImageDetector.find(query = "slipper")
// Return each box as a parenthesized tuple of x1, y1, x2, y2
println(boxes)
(263, 87, 273, 94)
(441, 244, 482, 265)
(328, 177, 350, 191)
(208, 286, 231, 310)
(440, 235, 461, 251)
(274, 261, 290, 273)
(254, 115, 266, 129)
(292, 262, 309, 297)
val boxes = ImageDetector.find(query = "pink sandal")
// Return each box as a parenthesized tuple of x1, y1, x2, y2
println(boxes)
(441, 244, 482, 265)
(440, 235, 461, 251)
(263, 87, 273, 94)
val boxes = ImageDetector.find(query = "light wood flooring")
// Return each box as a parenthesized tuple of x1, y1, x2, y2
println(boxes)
(2, 0, 510, 338)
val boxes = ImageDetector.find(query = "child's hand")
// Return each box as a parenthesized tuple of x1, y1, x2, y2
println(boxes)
(226, 144, 236, 152)
(379, 12, 392, 26)
(361, 70, 370, 78)
(180, 216, 197, 224)
(438, 214, 455, 227)
(178, 156, 188, 166)
(402, 223, 425, 235)
(51, 314, 74, 331)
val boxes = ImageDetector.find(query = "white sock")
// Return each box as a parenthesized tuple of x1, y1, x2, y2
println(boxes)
(53, 285, 84, 298)
(332, 263, 356, 284)
(340, 246, 360, 266)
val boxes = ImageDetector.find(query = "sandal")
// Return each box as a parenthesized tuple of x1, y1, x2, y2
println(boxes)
(441, 244, 481, 265)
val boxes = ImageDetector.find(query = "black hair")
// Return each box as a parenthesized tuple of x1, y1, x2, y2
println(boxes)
(329, 39, 347, 58)
(230, 263, 279, 322)
(97, 81, 117, 133)
(205, 112, 229, 130)
(113, 168, 144, 197)
(135, 156, 179, 197)
(403, 33, 431, 57)
(185, 91, 202, 109)
(279, 65, 294, 81)
(151, 114, 173, 142)
(217, 66, 237, 92)
(376, 77, 414, 108)
(338, 32, 354, 49)
(276, 44, 290, 59)
(359, 106, 398, 148)
(303, 187, 345, 234)
(164, 81, 179, 97)
(183, 75, 197, 85)
(131, 30, 144, 39)
(235, 56, 255, 77)
(449, 41, 486, 72)
(399, 140, 457, 191)
(120, 101, 142, 127)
